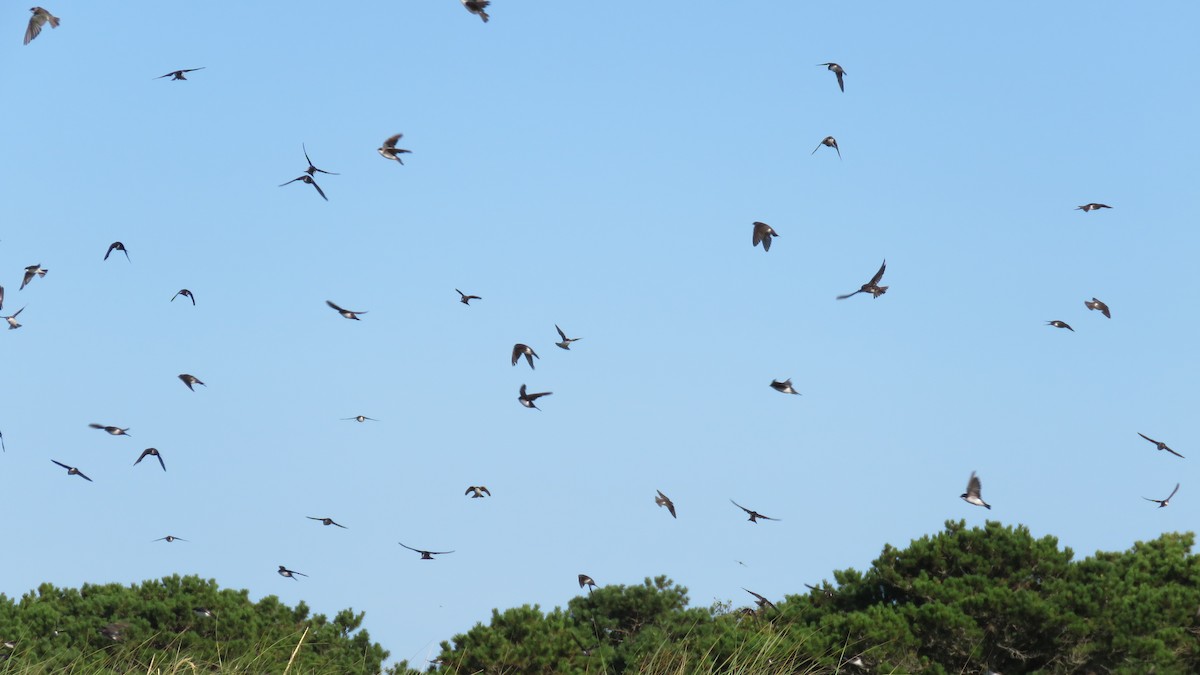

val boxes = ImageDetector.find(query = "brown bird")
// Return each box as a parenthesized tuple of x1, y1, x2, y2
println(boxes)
(178, 374, 205, 391)
(171, 289, 195, 305)
(134, 448, 166, 471)
(51, 459, 92, 482)
(752, 221, 778, 252)
(153, 535, 187, 543)
(399, 542, 454, 560)
(1138, 433, 1184, 459)
(837, 260, 888, 299)
(456, 289, 481, 305)
(462, 0, 490, 22)
(578, 574, 596, 590)
(24, 7, 59, 45)
(1076, 203, 1111, 212)
(465, 485, 491, 498)
(326, 300, 366, 320)
(743, 588, 778, 612)
(655, 490, 676, 518)
(104, 242, 130, 262)
(812, 136, 841, 159)
(1047, 320, 1074, 332)
(730, 499, 780, 523)
(302, 144, 338, 176)
(818, 62, 846, 92)
(378, 134, 412, 164)
(1143, 483, 1180, 508)
(279, 175, 327, 201)
(156, 68, 205, 81)
(518, 384, 552, 410)
(20, 264, 47, 290)
(307, 516, 348, 528)
(278, 565, 307, 580)
(1084, 298, 1111, 318)
(512, 343, 539, 369)
(89, 424, 131, 437)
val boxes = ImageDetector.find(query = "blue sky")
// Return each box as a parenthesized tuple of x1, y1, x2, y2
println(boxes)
(2, 0, 1198, 667)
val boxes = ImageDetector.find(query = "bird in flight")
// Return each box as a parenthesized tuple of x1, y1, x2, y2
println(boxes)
(302, 144, 338, 176)
(1144, 483, 1180, 508)
(0, 284, 4, 311)
(578, 574, 596, 590)
(51, 460, 92, 482)
(1084, 298, 1111, 318)
(280, 175, 327, 201)
(1047, 320, 1074, 332)
(518, 384, 552, 410)
(307, 516, 348, 528)
(818, 62, 846, 92)
(769, 379, 800, 395)
(399, 542, 454, 560)
(156, 68, 205, 81)
(555, 325, 582, 350)
(134, 448, 166, 471)
(171, 289, 195, 305)
(4, 307, 24, 330)
(153, 535, 187, 543)
(178, 374, 205, 391)
(752, 221, 778, 252)
(278, 565, 307, 580)
(465, 485, 491, 498)
(0, 430, 5, 452)
(342, 415, 378, 423)
(104, 242, 130, 262)
(24, 7, 59, 45)
(743, 588, 777, 612)
(837, 260, 888, 299)
(90, 424, 131, 437)
(456, 289, 481, 305)
(512, 343, 539, 369)
(655, 490, 676, 518)
(730, 499, 780, 523)
(326, 300, 366, 320)
(1138, 433, 1184, 459)
(462, 0, 490, 22)
(812, 136, 841, 159)
(1076, 203, 1111, 212)
(20, 265, 48, 290)
(378, 134, 412, 164)
(960, 471, 990, 509)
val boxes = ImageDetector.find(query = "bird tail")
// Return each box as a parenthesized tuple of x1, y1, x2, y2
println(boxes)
(49, 16, 60, 28)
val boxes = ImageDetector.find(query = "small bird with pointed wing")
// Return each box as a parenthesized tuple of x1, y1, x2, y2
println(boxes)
(4, 307, 24, 330)
(1144, 483, 1180, 508)
(399, 542, 454, 560)
(178, 374, 205, 391)
(24, 7, 59, 45)
(1138, 433, 1184, 459)
(307, 516, 347, 528)
(342, 415, 378, 422)
(555, 325, 581, 350)
(837, 260, 888, 299)
(378, 134, 412, 164)
(769, 379, 800, 395)
(134, 448, 166, 471)
(326, 300, 366, 320)
(278, 565, 307, 579)
(518, 384, 552, 410)
(730, 499, 780, 523)
(171, 289, 195, 305)
(90, 423, 131, 437)
(818, 62, 846, 92)
(812, 136, 841, 159)
(462, 0, 490, 22)
(752, 221, 778, 252)
(1047, 320, 1074, 332)
(104, 242, 130, 262)
(1076, 203, 1111, 212)
(743, 588, 777, 612)
(960, 471, 990, 509)
(279, 174, 327, 201)
(578, 574, 596, 590)
(51, 459, 92, 482)
(20, 265, 47, 291)
(302, 144, 337, 176)
(156, 68, 205, 81)
(512, 343, 539, 369)
(153, 535, 187, 543)
(1084, 298, 1111, 318)
(456, 289, 481, 305)
(465, 485, 491, 498)
(655, 490, 676, 518)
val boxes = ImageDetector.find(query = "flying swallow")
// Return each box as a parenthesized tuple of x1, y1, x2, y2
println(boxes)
(100, 623, 127, 642)
(399, 542, 454, 560)
(752, 221, 778, 252)
(456, 289, 481, 305)
(102, 242, 130, 261)
(279, 175, 327, 201)
(302, 144, 338, 176)
(153, 535, 187, 543)
(465, 485, 491, 498)
(818, 63, 846, 92)
(134, 448, 166, 471)
(812, 136, 840, 159)
(837, 260, 888, 299)
(193, 608, 214, 618)
(743, 588, 777, 612)
(24, 7, 59, 45)
(1144, 483, 1180, 508)
(307, 516, 348, 528)
(156, 68, 205, 81)
(171, 289, 195, 305)
(805, 583, 835, 598)
(278, 565, 307, 579)
(655, 490, 676, 518)
(512, 343, 539, 369)
(89, 424, 131, 437)
(1138, 433, 1184, 459)
(51, 459, 92, 482)
(341, 415, 378, 422)
(578, 574, 596, 590)
(1076, 203, 1111, 212)
(4, 306, 24, 330)
(178, 374, 205, 391)
(960, 471, 990, 509)
(0, 284, 4, 310)
(1047, 320, 1074, 332)
(0, 430, 5, 452)
(730, 499, 780, 523)
(462, 0, 490, 22)
(20, 265, 47, 290)
(326, 300, 366, 320)
(769, 379, 800, 395)
(378, 134, 412, 164)
(518, 384, 552, 410)
(1084, 298, 1111, 318)
(555, 325, 581, 350)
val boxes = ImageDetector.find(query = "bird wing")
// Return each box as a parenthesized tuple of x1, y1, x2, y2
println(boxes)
(182, 67, 204, 73)
(1166, 447, 1185, 459)
(398, 542, 421, 553)
(1167, 483, 1180, 501)
(527, 391, 551, 401)
(967, 473, 982, 498)
(134, 449, 150, 465)
(279, 177, 303, 187)
(25, 12, 47, 45)
(21, 269, 35, 289)
(511, 344, 522, 365)
(556, 324, 567, 341)
(309, 179, 328, 201)
(481, 486, 491, 496)
(51, 459, 70, 470)
(870, 260, 887, 285)
(729, 499, 752, 514)
(156, 453, 166, 471)
(836, 290, 863, 300)
(836, 71, 845, 91)
(88, 424, 105, 430)
(104, 243, 116, 260)
(1138, 433, 1158, 445)
(383, 133, 403, 149)
(519, 384, 528, 397)
(77, 469, 93, 482)
(326, 300, 345, 312)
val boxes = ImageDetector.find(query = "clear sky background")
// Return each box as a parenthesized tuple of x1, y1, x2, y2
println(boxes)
(2, 0, 1198, 668)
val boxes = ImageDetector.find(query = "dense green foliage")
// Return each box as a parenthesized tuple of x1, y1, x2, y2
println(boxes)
(423, 521, 1200, 674)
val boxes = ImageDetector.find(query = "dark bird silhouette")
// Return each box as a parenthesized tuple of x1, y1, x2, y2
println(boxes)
(153, 535, 186, 543)
(326, 300, 366, 320)
(730, 499, 780, 523)
(156, 68, 205, 81)
(307, 516, 348, 528)
(89, 424, 131, 437)
(512, 343, 539, 369)
(1084, 298, 1111, 318)
(279, 174, 327, 201)
(578, 574, 596, 590)
(399, 542, 454, 560)
(302, 144, 337, 176)
(960, 471, 990, 509)
(134, 448, 166, 471)
(378, 134, 411, 164)
(341, 415, 378, 422)
(462, 0, 490, 22)
(1144, 483, 1180, 508)
(805, 583, 835, 598)
(20, 265, 47, 290)
(812, 136, 841, 159)
(769, 379, 800, 395)
(1047, 320, 1074, 332)
(465, 485, 491, 498)
(655, 490, 676, 518)
(0, 430, 5, 452)
(555, 325, 581, 350)
(837, 260, 888, 299)
(51, 459, 92, 482)
(818, 62, 846, 92)
(104, 242, 130, 262)
(24, 7, 59, 45)
(178, 374, 205, 391)
(752, 221, 778, 252)
(0, 284, 4, 311)
(278, 565, 307, 579)
(100, 623, 127, 642)
(1138, 433, 1184, 459)
(518, 384, 552, 410)
(456, 289, 481, 305)
(4, 306, 24, 330)
(743, 588, 777, 612)
(1076, 203, 1111, 212)
(171, 289, 195, 305)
